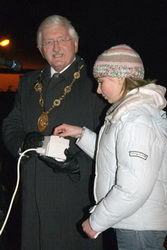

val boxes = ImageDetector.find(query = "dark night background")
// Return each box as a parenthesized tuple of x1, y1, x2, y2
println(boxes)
(0, 0, 167, 249)
(1, 0, 167, 83)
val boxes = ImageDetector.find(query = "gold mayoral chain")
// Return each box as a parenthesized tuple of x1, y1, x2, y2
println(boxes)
(34, 64, 84, 132)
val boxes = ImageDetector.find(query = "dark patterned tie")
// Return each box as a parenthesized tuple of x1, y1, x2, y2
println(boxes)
(53, 72, 60, 78)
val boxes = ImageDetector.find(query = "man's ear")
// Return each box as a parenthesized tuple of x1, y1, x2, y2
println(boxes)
(39, 48, 45, 58)
(74, 40, 79, 53)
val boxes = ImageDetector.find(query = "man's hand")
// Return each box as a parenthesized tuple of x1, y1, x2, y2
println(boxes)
(40, 150, 80, 182)
(21, 132, 44, 151)
(82, 219, 99, 239)
(20, 132, 44, 156)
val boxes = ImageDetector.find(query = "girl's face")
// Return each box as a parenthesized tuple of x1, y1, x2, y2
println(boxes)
(96, 77, 125, 103)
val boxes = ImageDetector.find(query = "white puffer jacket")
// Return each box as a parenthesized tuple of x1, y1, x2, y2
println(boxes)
(77, 83, 167, 233)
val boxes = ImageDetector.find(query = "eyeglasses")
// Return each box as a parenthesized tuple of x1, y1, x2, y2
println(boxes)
(42, 38, 72, 47)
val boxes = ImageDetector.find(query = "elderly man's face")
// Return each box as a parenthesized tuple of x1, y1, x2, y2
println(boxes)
(39, 25, 78, 72)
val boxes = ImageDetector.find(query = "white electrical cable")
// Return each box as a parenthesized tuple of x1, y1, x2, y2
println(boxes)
(0, 148, 36, 236)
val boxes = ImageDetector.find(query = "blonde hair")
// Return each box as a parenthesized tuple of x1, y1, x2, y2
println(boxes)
(121, 78, 156, 98)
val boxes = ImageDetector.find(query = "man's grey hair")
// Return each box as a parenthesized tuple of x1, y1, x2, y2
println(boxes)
(37, 15, 79, 48)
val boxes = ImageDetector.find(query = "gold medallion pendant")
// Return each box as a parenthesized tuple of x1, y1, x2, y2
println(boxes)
(35, 64, 84, 132)
(38, 112, 48, 132)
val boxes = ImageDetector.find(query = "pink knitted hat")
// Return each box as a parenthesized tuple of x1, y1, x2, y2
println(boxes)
(93, 44, 144, 79)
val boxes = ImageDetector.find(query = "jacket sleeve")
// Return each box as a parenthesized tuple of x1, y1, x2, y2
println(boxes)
(2, 84, 26, 158)
(76, 127, 97, 159)
(89, 118, 165, 232)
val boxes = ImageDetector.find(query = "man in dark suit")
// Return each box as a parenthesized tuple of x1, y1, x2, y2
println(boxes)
(2, 15, 107, 250)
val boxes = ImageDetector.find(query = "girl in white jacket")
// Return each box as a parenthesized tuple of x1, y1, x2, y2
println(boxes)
(54, 44, 167, 250)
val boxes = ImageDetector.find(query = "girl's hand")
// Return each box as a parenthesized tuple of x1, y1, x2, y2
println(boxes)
(82, 219, 99, 239)
(53, 123, 83, 138)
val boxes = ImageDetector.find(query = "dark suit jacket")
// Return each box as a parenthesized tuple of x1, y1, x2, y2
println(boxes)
(2, 56, 107, 250)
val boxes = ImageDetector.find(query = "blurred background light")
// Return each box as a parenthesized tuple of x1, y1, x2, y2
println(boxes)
(0, 39, 10, 47)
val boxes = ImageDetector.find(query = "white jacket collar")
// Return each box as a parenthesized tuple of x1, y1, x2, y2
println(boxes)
(106, 83, 167, 123)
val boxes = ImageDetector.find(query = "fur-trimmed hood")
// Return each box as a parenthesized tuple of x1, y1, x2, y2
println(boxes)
(106, 83, 167, 123)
